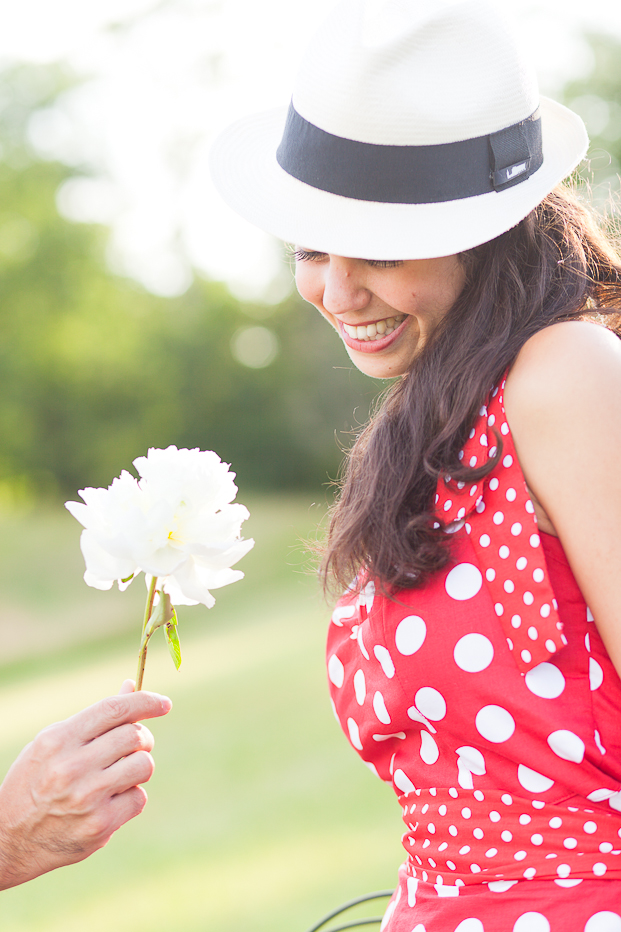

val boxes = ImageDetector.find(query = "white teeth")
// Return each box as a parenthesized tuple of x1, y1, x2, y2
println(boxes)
(344, 315, 405, 342)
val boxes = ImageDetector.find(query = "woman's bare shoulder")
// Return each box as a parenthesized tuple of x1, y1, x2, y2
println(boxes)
(502, 320, 621, 677)
(504, 320, 621, 424)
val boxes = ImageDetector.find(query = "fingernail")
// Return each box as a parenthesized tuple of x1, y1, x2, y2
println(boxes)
(161, 697, 173, 712)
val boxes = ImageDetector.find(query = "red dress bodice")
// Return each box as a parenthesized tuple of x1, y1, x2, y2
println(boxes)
(327, 377, 621, 928)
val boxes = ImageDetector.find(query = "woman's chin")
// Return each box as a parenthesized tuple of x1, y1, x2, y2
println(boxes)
(344, 346, 414, 379)
(342, 321, 420, 378)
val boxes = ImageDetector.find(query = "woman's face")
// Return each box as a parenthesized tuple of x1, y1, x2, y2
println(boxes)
(294, 249, 466, 379)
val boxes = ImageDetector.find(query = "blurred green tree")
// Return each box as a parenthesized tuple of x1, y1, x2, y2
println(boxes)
(561, 33, 621, 209)
(0, 65, 381, 500)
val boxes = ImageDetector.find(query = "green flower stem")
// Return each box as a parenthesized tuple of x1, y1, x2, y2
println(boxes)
(142, 575, 159, 635)
(136, 576, 158, 691)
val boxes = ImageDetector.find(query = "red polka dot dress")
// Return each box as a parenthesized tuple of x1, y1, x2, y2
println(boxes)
(327, 378, 621, 931)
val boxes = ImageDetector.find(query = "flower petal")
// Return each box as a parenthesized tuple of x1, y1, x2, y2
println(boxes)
(166, 558, 225, 608)
(66, 448, 253, 602)
(188, 562, 246, 590)
(131, 546, 187, 578)
(160, 574, 202, 607)
(83, 571, 114, 591)
(184, 536, 255, 570)
(134, 446, 239, 511)
(80, 530, 138, 587)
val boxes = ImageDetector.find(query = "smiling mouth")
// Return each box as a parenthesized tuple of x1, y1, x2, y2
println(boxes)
(342, 315, 406, 342)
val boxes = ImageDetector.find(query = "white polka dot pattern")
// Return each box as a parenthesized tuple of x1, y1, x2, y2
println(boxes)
(547, 730, 585, 764)
(353, 669, 366, 705)
(326, 376, 621, 928)
(420, 731, 440, 765)
(374, 644, 396, 678)
(415, 687, 447, 722)
(524, 662, 566, 699)
(475, 705, 516, 743)
(346, 717, 363, 751)
(445, 563, 483, 601)
(395, 615, 427, 655)
(584, 914, 621, 932)
(454, 633, 494, 673)
(517, 765, 554, 794)
(435, 379, 565, 672)
(394, 788, 621, 889)
(590, 657, 604, 691)
(513, 914, 550, 932)
(327, 654, 344, 687)
(373, 691, 391, 725)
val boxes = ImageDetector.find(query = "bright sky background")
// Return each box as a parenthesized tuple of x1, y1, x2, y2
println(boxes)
(1, 0, 620, 300)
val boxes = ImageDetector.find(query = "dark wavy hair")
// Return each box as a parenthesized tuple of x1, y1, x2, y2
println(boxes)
(321, 185, 621, 595)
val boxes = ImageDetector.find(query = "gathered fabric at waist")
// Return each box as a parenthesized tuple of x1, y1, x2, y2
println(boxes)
(400, 786, 621, 888)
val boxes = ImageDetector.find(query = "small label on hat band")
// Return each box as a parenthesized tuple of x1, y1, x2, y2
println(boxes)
(492, 159, 531, 188)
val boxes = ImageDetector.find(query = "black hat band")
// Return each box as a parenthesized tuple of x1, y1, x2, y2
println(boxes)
(276, 103, 543, 205)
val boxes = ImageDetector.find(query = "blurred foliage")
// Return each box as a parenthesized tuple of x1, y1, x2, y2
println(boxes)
(6, 32, 621, 502)
(0, 495, 401, 932)
(0, 65, 381, 500)
(561, 33, 621, 211)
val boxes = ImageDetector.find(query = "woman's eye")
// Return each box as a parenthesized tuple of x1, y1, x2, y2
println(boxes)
(292, 248, 327, 262)
(291, 250, 402, 268)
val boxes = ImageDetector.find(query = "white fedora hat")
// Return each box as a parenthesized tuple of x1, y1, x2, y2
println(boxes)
(210, 0, 588, 260)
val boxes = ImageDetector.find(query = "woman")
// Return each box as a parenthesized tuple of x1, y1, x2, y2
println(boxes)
(210, 0, 621, 928)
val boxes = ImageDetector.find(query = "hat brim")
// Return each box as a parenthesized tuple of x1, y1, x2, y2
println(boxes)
(209, 97, 588, 260)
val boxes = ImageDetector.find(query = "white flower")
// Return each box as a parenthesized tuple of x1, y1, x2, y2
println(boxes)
(65, 446, 254, 608)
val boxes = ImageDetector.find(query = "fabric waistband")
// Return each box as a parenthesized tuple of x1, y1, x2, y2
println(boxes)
(399, 787, 621, 888)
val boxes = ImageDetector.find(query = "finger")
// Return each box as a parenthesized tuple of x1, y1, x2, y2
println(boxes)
(67, 692, 172, 745)
(102, 750, 155, 796)
(81, 786, 149, 852)
(81, 722, 155, 770)
(118, 679, 135, 695)
(106, 785, 148, 832)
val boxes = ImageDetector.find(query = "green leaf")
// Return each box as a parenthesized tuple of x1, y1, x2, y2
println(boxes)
(145, 590, 175, 636)
(164, 618, 181, 670)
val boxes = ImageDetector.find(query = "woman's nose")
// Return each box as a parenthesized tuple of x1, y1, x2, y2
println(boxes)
(321, 259, 371, 315)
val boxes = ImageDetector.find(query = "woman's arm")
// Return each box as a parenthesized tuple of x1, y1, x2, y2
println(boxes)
(504, 319, 621, 676)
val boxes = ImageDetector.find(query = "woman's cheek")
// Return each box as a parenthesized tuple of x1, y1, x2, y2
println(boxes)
(294, 265, 308, 299)
(294, 265, 335, 329)
(295, 265, 320, 306)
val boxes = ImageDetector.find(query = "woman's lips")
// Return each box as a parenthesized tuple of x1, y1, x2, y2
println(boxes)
(339, 315, 409, 353)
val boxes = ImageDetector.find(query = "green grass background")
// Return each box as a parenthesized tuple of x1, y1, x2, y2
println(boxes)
(0, 494, 402, 931)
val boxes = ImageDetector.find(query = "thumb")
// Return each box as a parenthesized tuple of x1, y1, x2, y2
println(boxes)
(118, 679, 136, 695)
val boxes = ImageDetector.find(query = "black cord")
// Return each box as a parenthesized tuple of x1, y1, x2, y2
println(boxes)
(302, 890, 395, 932)
(314, 919, 384, 932)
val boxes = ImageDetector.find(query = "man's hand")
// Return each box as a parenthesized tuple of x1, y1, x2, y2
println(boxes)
(0, 680, 172, 889)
